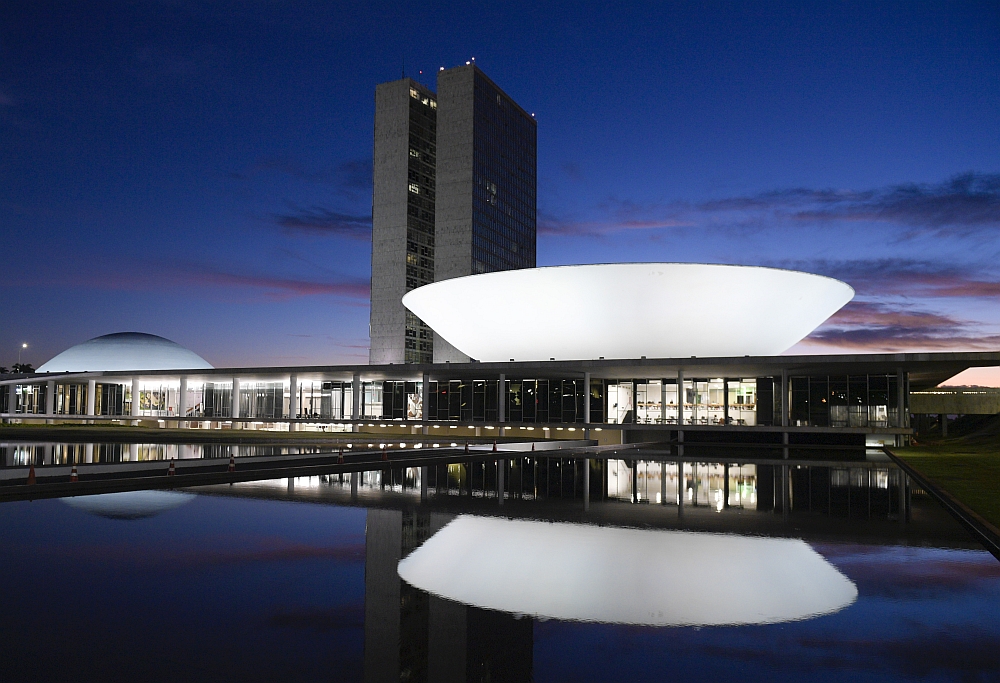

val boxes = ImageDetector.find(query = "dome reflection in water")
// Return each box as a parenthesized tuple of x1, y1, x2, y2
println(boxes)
(61, 490, 196, 520)
(398, 515, 858, 626)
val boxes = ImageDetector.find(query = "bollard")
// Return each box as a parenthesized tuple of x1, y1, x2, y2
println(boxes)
(338, 447, 344, 465)
(168, 460, 176, 476)
(228, 455, 235, 473)
(27, 464, 36, 485)
(464, 442, 470, 454)
(70, 464, 79, 482)
(531, 442, 535, 452)
(492, 440, 497, 453)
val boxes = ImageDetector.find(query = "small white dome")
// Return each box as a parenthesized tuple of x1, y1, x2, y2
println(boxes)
(37, 332, 213, 373)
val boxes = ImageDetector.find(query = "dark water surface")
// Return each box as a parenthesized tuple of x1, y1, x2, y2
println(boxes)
(2, 454, 999, 682)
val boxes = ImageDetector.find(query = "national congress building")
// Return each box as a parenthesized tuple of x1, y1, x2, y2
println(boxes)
(2, 65, 998, 451)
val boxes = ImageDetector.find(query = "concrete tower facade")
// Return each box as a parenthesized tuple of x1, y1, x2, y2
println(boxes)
(370, 65, 536, 364)
(370, 79, 438, 364)
(433, 65, 537, 362)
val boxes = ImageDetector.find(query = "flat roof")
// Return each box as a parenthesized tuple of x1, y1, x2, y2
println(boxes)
(8, 350, 1000, 391)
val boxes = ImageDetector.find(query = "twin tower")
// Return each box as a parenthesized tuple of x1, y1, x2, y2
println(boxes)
(370, 64, 537, 365)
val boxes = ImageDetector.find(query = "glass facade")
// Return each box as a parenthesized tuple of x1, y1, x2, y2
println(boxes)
(404, 86, 437, 364)
(605, 379, 758, 426)
(2, 372, 907, 430)
(470, 71, 536, 274)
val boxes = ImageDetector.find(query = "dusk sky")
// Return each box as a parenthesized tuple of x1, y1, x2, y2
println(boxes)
(3, 1, 999, 384)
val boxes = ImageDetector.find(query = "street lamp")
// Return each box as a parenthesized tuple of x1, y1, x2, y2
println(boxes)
(18, 343, 27, 366)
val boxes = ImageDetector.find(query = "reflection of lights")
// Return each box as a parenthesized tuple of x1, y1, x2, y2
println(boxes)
(399, 442, 406, 448)
(433, 443, 439, 448)
(450, 442, 457, 447)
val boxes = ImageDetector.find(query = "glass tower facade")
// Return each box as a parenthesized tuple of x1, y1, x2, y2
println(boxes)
(470, 70, 537, 274)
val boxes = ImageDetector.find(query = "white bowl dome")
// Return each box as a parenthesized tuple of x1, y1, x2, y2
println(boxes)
(398, 516, 857, 626)
(402, 263, 853, 362)
(37, 332, 213, 373)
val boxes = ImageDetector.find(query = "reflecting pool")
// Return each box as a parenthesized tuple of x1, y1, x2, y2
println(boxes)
(1, 452, 999, 682)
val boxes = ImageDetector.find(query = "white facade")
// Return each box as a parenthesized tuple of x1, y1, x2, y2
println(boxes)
(403, 263, 854, 362)
(398, 515, 857, 626)
(37, 332, 213, 373)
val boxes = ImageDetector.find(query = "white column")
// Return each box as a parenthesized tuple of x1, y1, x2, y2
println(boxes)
(130, 378, 140, 425)
(498, 373, 505, 437)
(231, 377, 241, 427)
(677, 369, 685, 425)
(45, 380, 56, 417)
(86, 379, 97, 418)
(177, 377, 187, 425)
(352, 372, 361, 420)
(421, 372, 430, 435)
(289, 373, 298, 432)
(8, 383, 17, 416)
(780, 369, 789, 428)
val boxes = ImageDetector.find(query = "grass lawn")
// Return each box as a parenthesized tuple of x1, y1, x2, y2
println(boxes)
(895, 438, 1000, 531)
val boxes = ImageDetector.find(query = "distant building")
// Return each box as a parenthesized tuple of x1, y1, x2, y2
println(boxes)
(370, 65, 536, 365)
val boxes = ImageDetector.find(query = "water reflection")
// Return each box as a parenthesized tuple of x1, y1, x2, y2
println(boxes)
(398, 516, 857, 626)
(61, 490, 196, 519)
(2, 442, 325, 466)
(365, 509, 533, 683)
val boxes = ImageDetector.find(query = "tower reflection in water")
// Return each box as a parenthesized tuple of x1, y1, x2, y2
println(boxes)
(365, 509, 533, 683)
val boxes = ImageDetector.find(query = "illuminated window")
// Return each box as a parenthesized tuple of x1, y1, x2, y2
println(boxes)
(410, 88, 419, 99)
(408, 183, 420, 194)
(409, 148, 420, 158)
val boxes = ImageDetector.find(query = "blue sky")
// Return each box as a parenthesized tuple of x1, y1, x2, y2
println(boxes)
(2, 1, 998, 382)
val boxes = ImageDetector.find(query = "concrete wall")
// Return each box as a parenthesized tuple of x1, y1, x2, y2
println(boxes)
(910, 389, 1000, 415)
(432, 66, 476, 363)
(370, 79, 429, 364)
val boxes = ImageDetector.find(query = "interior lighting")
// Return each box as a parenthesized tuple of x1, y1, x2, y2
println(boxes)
(433, 443, 440, 447)
(450, 442, 457, 447)
(527, 427, 534, 431)
(568, 428, 576, 432)
(449, 425, 457, 429)
(368, 444, 374, 448)
(399, 442, 406, 448)
(595, 428, 602, 432)
(415, 443, 422, 448)
(556, 427, 563, 431)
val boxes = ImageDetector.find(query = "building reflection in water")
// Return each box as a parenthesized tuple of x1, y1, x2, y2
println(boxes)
(2, 442, 325, 466)
(60, 490, 196, 519)
(399, 516, 857, 626)
(365, 509, 533, 683)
